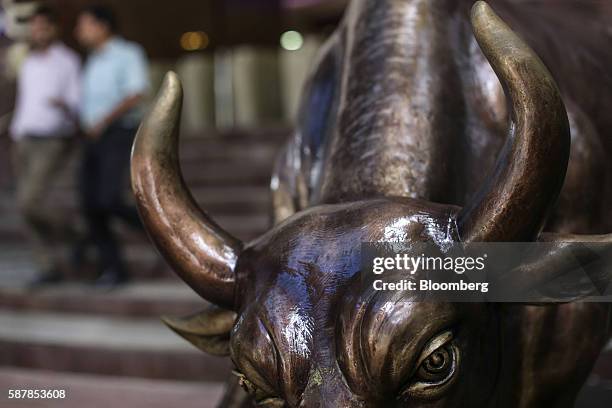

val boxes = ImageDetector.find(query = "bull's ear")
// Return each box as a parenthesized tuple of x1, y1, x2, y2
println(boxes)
(161, 306, 236, 357)
(498, 234, 612, 303)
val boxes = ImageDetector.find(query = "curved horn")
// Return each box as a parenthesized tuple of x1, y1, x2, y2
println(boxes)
(458, 2, 570, 242)
(131, 72, 241, 309)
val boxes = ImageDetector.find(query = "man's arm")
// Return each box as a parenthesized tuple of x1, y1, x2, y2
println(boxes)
(50, 54, 81, 127)
(87, 45, 150, 140)
(86, 93, 145, 139)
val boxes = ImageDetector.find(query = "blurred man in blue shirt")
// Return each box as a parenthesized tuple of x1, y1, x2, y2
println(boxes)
(75, 5, 149, 287)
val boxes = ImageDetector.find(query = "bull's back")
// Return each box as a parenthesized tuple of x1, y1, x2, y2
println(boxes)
(274, 1, 612, 231)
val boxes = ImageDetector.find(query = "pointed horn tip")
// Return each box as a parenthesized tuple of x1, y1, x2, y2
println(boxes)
(163, 71, 180, 86)
(469, 0, 541, 68)
(471, 1, 492, 20)
(471, 1, 508, 36)
(133, 70, 183, 152)
(160, 71, 183, 98)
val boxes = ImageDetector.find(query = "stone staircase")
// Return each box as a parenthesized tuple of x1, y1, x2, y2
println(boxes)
(0, 368, 225, 408)
(0, 129, 287, 407)
(0, 129, 285, 277)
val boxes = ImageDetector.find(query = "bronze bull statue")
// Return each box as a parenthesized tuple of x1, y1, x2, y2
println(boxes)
(131, 1, 612, 406)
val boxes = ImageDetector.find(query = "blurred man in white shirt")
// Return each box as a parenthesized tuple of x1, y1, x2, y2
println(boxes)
(10, 6, 80, 285)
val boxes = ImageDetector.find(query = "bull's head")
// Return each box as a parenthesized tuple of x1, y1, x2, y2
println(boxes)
(131, 2, 603, 407)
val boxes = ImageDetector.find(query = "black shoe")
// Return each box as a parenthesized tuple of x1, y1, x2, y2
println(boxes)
(70, 238, 90, 272)
(93, 269, 129, 289)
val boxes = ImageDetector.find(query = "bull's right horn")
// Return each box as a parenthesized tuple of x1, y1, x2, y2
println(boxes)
(458, 2, 570, 242)
(131, 72, 242, 309)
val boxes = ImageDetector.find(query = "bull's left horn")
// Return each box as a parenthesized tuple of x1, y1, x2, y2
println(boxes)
(458, 2, 570, 242)
(131, 72, 241, 309)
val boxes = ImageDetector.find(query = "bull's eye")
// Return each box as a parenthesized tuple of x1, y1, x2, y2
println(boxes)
(400, 331, 460, 400)
(232, 371, 284, 407)
(417, 345, 453, 381)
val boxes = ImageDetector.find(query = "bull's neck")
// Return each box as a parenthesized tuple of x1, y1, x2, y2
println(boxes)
(318, 0, 467, 205)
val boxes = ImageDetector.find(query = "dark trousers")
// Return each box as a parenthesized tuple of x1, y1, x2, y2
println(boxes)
(79, 125, 141, 277)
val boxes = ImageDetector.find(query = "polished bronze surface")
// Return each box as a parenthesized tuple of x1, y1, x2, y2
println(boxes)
(132, 1, 612, 407)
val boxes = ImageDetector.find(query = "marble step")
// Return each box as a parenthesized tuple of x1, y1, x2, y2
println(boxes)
(0, 129, 288, 193)
(0, 212, 269, 243)
(0, 136, 282, 185)
(0, 241, 213, 281)
(0, 368, 226, 408)
(0, 310, 232, 382)
(49, 159, 276, 189)
(0, 185, 272, 217)
(0, 281, 204, 318)
(0, 242, 173, 281)
(0, 361, 608, 408)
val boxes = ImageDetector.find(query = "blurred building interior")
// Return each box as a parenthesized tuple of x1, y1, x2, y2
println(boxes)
(1, 0, 349, 132)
